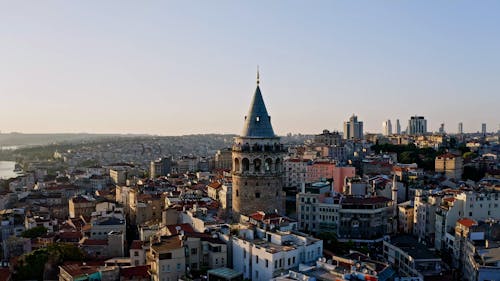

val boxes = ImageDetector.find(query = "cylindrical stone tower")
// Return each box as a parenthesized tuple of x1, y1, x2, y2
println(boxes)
(231, 73, 285, 217)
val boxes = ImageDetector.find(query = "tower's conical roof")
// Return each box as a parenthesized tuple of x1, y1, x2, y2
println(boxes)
(241, 83, 276, 138)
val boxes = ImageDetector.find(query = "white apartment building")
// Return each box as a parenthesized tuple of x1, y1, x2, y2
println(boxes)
(232, 225, 323, 281)
(435, 190, 500, 251)
(413, 190, 443, 245)
(284, 158, 309, 189)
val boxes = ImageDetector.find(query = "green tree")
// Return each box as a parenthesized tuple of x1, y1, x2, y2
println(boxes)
(15, 243, 84, 281)
(21, 226, 47, 238)
(463, 151, 477, 160)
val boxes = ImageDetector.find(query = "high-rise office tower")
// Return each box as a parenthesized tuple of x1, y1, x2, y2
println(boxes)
(458, 122, 463, 134)
(343, 114, 364, 140)
(482, 123, 487, 135)
(439, 123, 445, 134)
(396, 119, 401, 135)
(408, 116, 427, 135)
(383, 119, 392, 136)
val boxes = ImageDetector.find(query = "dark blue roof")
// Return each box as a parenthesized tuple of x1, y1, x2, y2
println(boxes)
(241, 85, 276, 138)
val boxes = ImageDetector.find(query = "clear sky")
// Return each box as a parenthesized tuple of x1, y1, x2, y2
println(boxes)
(1, 1, 499, 135)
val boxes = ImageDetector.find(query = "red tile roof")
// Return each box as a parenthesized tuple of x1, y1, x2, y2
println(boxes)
(207, 182, 222, 189)
(0, 268, 11, 281)
(81, 239, 108, 246)
(59, 231, 82, 240)
(130, 240, 144, 250)
(166, 223, 195, 235)
(438, 153, 459, 159)
(457, 218, 477, 228)
(121, 265, 150, 279)
(443, 197, 456, 203)
(60, 264, 99, 277)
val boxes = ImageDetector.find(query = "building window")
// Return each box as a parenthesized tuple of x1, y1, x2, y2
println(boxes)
(134, 251, 139, 256)
(255, 256, 259, 263)
(469, 212, 473, 216)
(216, 258, 219, 264)
(177, 263, 181, 271)
(266, 259, 269, 267)
(244, 250, 246, 258)
(275, 260, 278, 268)
(191, 248, 197, 255)
(255, 192, 260, 198)
(236, 190, 239, 197)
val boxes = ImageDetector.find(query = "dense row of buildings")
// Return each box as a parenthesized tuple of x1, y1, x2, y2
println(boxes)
(0, 75, 499, 281)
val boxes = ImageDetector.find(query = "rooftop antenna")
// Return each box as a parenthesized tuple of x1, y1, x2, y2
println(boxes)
(257, 65, 260, 85)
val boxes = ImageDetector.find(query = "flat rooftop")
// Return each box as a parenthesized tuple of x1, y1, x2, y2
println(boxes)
(389, 235, 440, 260)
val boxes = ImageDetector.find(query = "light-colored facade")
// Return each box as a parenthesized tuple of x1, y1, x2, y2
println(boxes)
(435, 191, 500, 251)
(284, 158, 308, 189)
(398, 201, 414, 234)
(215, 148, 233, 170)
(343, 114, 363, 140)
(383, 119, 392, 136)
(219, 183, 232, 210)
(413, 190, 442, 245)
(305, 161, 335, 183)
(435, 153, 463, 180)
(148, 235, 186, 281)
(68, 195, 96, 218)
(296, 182, 340, 233)
(408, 116, 427, 135)
(232, 225, 323, 281)
(110, 169, 127, 185)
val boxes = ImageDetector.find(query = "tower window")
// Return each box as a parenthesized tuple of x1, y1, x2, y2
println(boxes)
(236, 190, 239, 197)
(255, 192, 261, 198)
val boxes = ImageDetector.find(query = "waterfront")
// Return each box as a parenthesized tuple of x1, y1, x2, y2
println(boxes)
(0, 161, 18, 179)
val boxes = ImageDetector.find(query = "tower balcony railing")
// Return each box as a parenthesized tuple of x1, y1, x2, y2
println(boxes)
(232, 144, 287, 153)
(232, 170, 282, 176)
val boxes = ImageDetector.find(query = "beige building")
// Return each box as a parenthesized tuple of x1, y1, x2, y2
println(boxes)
(215, 148, 233, 170)
(148, 235, 186, 281)
(68, 195, 96, 218)
(110, 169, 127, 185)
(398, 201, 414, 234)
(435, 153, 463, 180)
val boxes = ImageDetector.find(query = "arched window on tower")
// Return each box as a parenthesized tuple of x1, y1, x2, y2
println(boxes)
(254, 158, 262, 172)
(275, 158, 281, 172)
(265, 158, 273, 172)
(242, 158, 250, 172)
(234, 158, 240, 173)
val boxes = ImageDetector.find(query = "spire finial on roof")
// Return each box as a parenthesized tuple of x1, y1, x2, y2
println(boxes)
(256, 65, 260, 85)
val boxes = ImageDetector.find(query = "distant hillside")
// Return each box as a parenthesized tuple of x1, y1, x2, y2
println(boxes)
(0, 133, 142, 147)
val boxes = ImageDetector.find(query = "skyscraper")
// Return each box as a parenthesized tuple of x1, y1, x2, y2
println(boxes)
(482, 123, 487, 135)
(458, 122, 463, 134)
(396, 119, 401, 135)
(439, 123, 445, 134)
(343, 114, 364, 140)
(231, 72, 285, 217)
(408, 116, 427, 135)
(383, 119, 392, 136)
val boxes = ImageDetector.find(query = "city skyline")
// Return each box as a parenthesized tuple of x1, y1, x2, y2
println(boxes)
(1, 1, 499, 135)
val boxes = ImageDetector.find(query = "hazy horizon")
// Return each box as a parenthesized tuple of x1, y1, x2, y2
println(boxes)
(1, 1, 499, 135)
